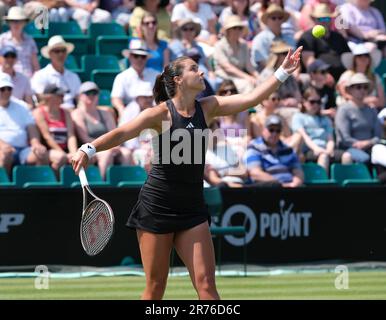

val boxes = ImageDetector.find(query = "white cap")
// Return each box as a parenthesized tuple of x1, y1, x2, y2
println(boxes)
(0, 73, 14, 88)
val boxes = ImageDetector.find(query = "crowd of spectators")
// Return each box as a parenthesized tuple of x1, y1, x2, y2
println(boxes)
(0, 0, 386, 187)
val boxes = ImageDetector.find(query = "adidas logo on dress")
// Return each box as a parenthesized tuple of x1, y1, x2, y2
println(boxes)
(186, 122, 195, 129)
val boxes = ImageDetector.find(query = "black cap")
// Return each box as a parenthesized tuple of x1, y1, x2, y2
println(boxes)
(307, 59, 330, 73)
(265, 114, 282, 128)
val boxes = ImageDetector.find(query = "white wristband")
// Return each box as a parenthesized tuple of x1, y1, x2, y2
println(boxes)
(274, 66, 290, 83)
(79, 143, 96, 159)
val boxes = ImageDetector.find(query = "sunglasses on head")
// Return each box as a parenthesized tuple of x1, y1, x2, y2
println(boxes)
(317, 17, 331, 23)
(351, 84, 369, 91)
(268, 127, 281, 133)
(219, 88, 238, 95)
(131, 53, 147, 60)
(308, 99, 321, 105)
(143, 20, 157, 26)
(0, 86, 12, 92)
(51, 48, 67, 54)
(84, 90, 99, 96)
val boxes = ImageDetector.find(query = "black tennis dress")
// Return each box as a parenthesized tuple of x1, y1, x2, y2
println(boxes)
(126, 99, 210, 233)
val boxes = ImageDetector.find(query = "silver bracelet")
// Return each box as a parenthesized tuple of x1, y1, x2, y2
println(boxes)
(79, 143, 96, 159)
(274, 66, 290, 83)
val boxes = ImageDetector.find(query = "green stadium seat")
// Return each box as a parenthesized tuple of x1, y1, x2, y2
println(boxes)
(204, 187, 247, 275)
(96, 35, 130, 57)
(91, 70, 119, 90)
(331, 163, 380, 186)
(12, 165, 61, 188)
(0, 167, 14, 187)
(302, 163, 337, 185)
(375, 59, 386, 78)
(88, 22, 127, 53)
(81, 54, 120, 74)
(38, 54, 81, 72)
(48, 21, 83, 36)
(98, 89, 112, 106)
(60, 165, 109, 188)
(106, 165, 147, 187)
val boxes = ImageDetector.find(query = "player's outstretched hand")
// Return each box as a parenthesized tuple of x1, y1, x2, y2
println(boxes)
(281, 46, 303, 75)
(71, 150, 89, 175)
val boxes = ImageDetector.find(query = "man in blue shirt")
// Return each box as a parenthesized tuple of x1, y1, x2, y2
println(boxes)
(244, 114, 304, 187)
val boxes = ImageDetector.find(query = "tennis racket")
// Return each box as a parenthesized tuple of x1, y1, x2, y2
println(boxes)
(79, 167, 114, 256)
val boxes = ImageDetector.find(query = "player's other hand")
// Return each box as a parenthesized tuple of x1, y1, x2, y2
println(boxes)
(281, 46, 302, 75)
(71, 150, 89, 175)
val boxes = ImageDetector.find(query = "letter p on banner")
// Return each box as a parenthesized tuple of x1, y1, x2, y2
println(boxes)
(335, 265, 349, 290)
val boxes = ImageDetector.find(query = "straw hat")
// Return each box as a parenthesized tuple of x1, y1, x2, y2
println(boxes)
(176, 18, 201, 38)
(4, 6, 29, 21)
(41, 35, 74, 59)
(221, 15, 247, 33)
(261, 4, 290, 25)
(341, 43, 382, 70)
(122, 38, 151, 58)
(345, 73, 371, 88)
(310, 3, 338, 19)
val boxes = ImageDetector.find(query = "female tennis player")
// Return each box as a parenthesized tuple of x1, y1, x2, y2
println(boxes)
(72, 46, 302, 300)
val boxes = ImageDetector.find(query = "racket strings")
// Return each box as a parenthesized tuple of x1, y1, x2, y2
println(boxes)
(81, 200, 114, 256)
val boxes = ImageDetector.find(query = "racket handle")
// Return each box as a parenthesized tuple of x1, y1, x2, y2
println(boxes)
(79, 167, 89, 187)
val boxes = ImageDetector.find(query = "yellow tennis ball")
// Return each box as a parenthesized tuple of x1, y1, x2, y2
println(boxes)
(312, 25, 326, 38)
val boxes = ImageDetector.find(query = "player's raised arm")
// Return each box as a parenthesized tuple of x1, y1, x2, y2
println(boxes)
(71, 106, 163, 174)
(202, 47, 302, 121)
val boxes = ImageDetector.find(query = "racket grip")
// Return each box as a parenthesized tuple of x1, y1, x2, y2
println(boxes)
(79, 167, 89, 187)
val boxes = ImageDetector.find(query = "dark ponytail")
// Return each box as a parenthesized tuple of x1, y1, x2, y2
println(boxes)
(153, 56, 191, 104)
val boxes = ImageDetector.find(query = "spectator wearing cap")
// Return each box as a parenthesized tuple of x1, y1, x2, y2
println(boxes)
(118, 81, 154, 171)
(131, 12, 169, 73)
(112, 39, 158, 116)
(213, 15, 259, 95)
(32, 83, 78, 175)
(335, 73, 382, 164)
(337, 44, 385, 110)
(299, 0, 338, 32)
(218, 0, 259, 42)
(292, 87, 350, 173)
(31, 36, 81, 109)
(300, 59, 337, 119)
(0, 6, 40, 78)
(0, 45, 33, 108)
(0, 0, 16, 26)
(297, 4, 350, 81)
(251, 4, 296, 71)
(244, 114, 304, 187)
(259, 40, 302, 109)
(0, 73, 48, 175)
(340, 0, 386, 44)
(171, 0, 218, 46)
(72, 81, 132, 179)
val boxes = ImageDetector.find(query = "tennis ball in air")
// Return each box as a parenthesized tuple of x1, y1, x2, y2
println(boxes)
(312, 25, 326, 38)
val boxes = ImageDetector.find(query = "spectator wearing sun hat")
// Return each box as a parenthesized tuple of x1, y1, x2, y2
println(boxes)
(31, 35, 81, 109)
(0, 6, 40, 78)
(213, 15, 259, 94)
(111, 39, 158, 116)
(337, 43, 384, 110)
(0, 45, 33, 108)
(251, 4, 295, 71)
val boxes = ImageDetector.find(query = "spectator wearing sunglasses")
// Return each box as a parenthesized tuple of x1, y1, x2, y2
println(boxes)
(300, 59, 337, 119)
(214, 15, 259, 94)
(335, 73, 382, 164)
(299, 0, 338, 33)
(112, 39, 158, 116)
(244, 114, 304, 187)
(292, 87, 350, 172)
(32, 83, 78, 176)
(297, 4, 350, 81)
(0, 45, 33, 108)
(31, 36, 81, 110)
(72, 81, 132, 179)
(0, 73, 48, 176)
(251, 4, 296, 71)
(337, 44, 384, 110)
